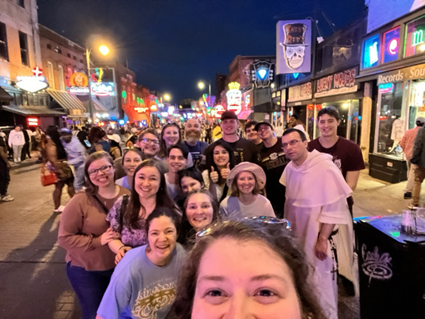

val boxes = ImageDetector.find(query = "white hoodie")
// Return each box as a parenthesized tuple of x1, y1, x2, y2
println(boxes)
(8, 129, 25, 147)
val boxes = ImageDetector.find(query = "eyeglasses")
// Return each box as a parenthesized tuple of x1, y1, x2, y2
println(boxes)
(196, 216, 291, 238)
(88, 165, 112, 176)
(141, 138, 160, 145)
(281, 139, 302, 149)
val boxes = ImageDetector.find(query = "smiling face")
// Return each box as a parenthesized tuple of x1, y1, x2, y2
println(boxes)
(213, 145, 229, 168)
(318, 114, 340, 138)
(134, 166, 161, 199)
(185, 118, 202, 142)
(138, 132, 160, 157)
(236, 171, 256, 195)
(185, 193, 214, 231)
(192, 238, 302, 318)
(181, 176, 203, 195)
(88, 157, 115, 188)
(220, 119, 238, 136)
(167, 148, 188, 173)
(163, 126, 180, 147)
(123, 151, 143, 177)
(257, 124, 274, 141)
(146, 216, 178, 266)
(245, 126, 259, 143)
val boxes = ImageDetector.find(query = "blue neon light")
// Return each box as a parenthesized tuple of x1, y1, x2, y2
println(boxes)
(363, 34, 380, 69)
(257, 68, 268, 80)
(293, 73, 299, 79)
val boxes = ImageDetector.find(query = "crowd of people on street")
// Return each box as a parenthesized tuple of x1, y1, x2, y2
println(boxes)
(0, 106, 366, 318)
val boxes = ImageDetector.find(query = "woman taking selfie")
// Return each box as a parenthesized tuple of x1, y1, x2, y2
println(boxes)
(107, 159, 180, 264)
(172, 218, 326, 319)
(202, 140, 235, 202)
(96, 207, 186, 319)
(220, 162, 275, 218)
(57, 152, 130, 319)
(177, 189, 219, 247)
(115, 149, 143, 190)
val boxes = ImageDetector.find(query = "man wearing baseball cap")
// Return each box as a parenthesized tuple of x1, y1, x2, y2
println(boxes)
(202, 111, 259, 166)
(255, 121, 289, 218)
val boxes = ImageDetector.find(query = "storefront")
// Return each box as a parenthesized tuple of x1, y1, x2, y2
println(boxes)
(356, 7, 425, 182)
(286, 81, 313, 130)
(312, 67, 363, 143)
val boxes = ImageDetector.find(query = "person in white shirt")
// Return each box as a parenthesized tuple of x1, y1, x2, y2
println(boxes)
(8, 125, 25, 163)
(220, 162, 275, 218)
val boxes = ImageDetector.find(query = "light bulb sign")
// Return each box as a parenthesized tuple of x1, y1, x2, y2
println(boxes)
(15, 66, 49, 93)
(250, 60, 275, 88)
(226, 82, 242, 114)
(69, 72, 89, 95)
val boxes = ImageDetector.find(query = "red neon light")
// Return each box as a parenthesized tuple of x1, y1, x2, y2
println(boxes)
(27, 117, 39, 126)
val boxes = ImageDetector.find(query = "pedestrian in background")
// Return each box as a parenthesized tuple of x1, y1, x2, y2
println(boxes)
(58, 151, 130, 319)
(20, 125, 31, 161)
(77, 127, 89, 149)
(409, 125, 425, 208)
(8, 125, 25, 163)
(60, 128, 86, 192)
(0, 135, 13, 202)
(400, 117, 425, 199)
(88, 127, 111, 155)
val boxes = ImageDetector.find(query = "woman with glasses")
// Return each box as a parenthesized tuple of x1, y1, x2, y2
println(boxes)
(115, 149, 143, 190)
(58, 151, 130, 319)
(172, 218, 326, 319)
(106, 158, 180, 265)
(177, 189, 219, 247)
(96, 207, 186, 319)
(202, 140, 235, 202)
(220, 162, 275, 219)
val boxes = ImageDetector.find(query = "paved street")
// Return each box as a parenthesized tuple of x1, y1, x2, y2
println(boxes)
(0, 162, 422, 318)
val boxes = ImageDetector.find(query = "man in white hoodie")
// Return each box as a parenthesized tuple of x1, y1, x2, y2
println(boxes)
(279, 128, 353, 319)
(8, 125, 25, 163)
(60, 128, 86, 191)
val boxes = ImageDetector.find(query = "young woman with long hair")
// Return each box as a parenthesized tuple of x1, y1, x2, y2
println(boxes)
(115, 149, 143, 190)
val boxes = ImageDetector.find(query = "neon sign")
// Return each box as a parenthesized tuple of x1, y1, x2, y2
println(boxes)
(27, 117, 39, 126)
(226, 82, 242, 114)
(412, 30, 424, 46)
(383, 27, 400, 64)
(379, 83, 394, 93)
(91, 82, 115, 96)
(405, 16, 425, 58)
(134, 106, 149, 113)
(15, 66, 49, 93)
(69, 72, 89, 95)
(362, 35, 380, 69)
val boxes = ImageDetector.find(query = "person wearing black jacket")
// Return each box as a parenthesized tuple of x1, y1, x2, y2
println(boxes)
(21, 126, 31, 161)
(0, 136, 13, 202)
(77, 127, 89, 149)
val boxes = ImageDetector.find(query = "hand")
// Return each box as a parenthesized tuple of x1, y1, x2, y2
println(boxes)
(115, 246, 131, 264)
(210, 166, 219, 183)
(220, 163, 230, 180)
(314, 237, 328, 261)
(100, 227, 121, 245)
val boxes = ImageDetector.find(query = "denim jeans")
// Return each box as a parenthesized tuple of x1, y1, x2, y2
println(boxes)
(66, 262, 114, 319)
(12, 145, 23, 162)
(71, 162, 85, 191)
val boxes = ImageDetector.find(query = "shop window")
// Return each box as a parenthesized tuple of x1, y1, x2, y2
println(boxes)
(19, 31, 28, 66)
(58, 65, 65, 91)
(17, 0, 24, 8)
(54, 46, 62, 54)
(0, 22, 8, 61)
(67, 53, 71, 58)
(408, 80, 425, 129)
(382, 27, 400, 63)
(33, 94, 39, 106)
(22, 94, 28, 106)
(47, 61, 55, 88)
(14, 93, 22, 106)
(375, 82, 405, 157)
(28, 94, 34, 106)
(362, 34, 380, 69)
(405, 15, 425, 58)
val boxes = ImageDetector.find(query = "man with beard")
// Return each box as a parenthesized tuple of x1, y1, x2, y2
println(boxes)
(184, 118, 208, 167)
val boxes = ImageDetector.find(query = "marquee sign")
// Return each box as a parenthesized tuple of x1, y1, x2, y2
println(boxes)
(69, 72, 89, 95)
(288, 82, 312, 102)
(91, 82, 115, 96)
(376, 62, 425, 85)
(134, 106, 149, 113)
(226, 82, 242, 114)
(250, 61, 274, 88)
(15, 66, 49, 93)
(315, 68, 358, 98)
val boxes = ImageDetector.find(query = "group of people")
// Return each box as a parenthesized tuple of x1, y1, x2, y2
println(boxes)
(52, 105, 365, 319)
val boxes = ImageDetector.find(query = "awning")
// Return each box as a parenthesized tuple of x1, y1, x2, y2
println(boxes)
(1, 105, 67, 116)
(47, 89, 86, 111)
(91, 97, 108, 111)
(238, 110, 253, 120)
(0, 86, 13, 103)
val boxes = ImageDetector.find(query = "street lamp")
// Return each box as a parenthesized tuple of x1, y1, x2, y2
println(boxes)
(197, 80, 211, 105)
(86, 42, 110, 123)
(163, 93, 171, 101)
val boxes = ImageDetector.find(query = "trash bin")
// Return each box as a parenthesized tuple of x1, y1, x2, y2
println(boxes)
(354, 215, 425, 319)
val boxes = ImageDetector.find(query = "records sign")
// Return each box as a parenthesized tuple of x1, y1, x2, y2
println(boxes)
(276, 20, 312, 74)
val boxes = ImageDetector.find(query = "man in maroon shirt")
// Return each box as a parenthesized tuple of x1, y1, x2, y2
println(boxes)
(308, 106, 365, 216)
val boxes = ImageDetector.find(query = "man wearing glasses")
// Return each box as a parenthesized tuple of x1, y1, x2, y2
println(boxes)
(254, 121, 289, 218)
(184, 118, 209, 167)
(280, 128, 354, 319)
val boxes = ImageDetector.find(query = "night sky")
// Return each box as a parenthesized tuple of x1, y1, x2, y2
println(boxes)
(38, 0, 365, 103)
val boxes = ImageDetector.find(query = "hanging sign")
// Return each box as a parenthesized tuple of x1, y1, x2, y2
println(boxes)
(288, 82, 312, 102)
(314, 68, 358, 98)
(91, 82, 115, 96)
(69, 72, 89, 95)
(226, 82, 242, 114)
(250, 60, 275, 88)
(15, 66, 49, 93)
(276, 20, 312, 74)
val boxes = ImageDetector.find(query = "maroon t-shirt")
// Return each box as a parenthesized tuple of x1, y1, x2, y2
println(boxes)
(308, 137, 365, 206)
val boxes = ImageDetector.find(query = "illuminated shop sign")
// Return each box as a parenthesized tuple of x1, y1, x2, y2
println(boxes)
(134, 106, 149, 113)
(382, 27, 400, 63)
(27, 117, 39, 126)
(15, 66, 49, 93)
(315, 68, 358, 98)
(69, 72, 89, 95)
(376, 63, 425, 85)
(91, 82, 115, 96)
(288, 82, 311, 102)
(378, 83, 394, 93)
(250, 60, 274, 88)
(362, 34, 380, 69)
(405, 16, 425, 58)
(226, 82, 242, 114)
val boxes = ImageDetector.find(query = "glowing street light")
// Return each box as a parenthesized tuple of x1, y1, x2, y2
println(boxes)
(197, 80, 211, 107)
(198, 81, 205, 90)
(99, 45, 110, 56)
(164, 93, 171, 101)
